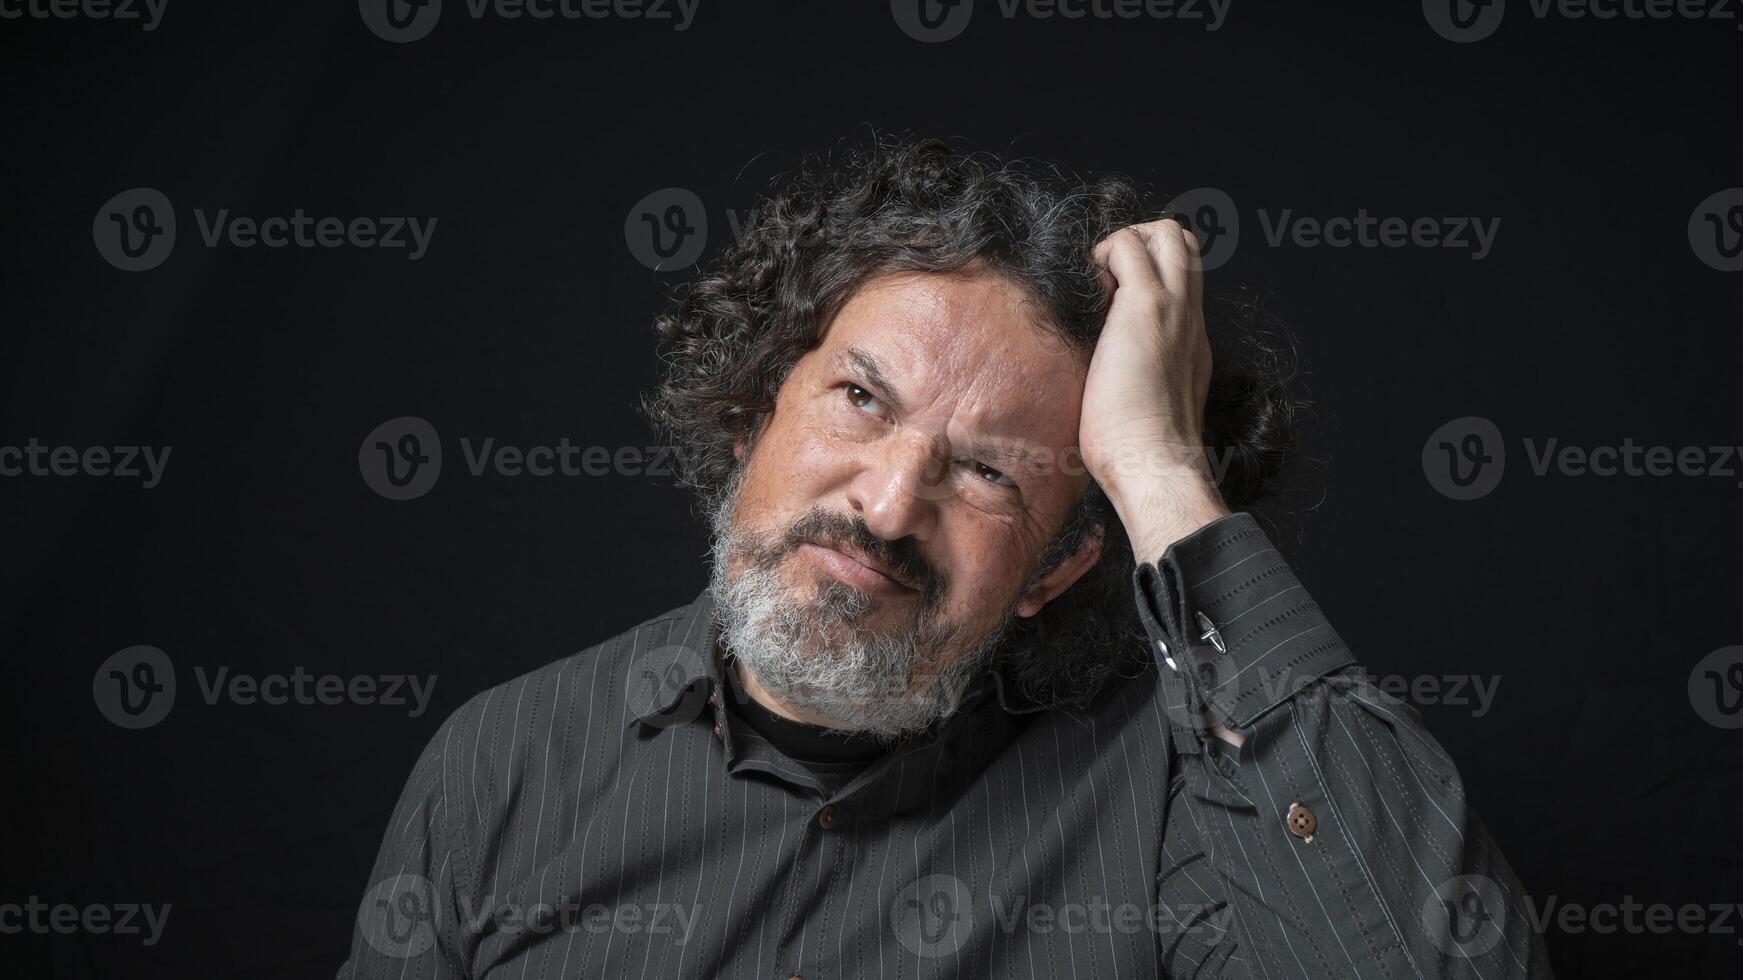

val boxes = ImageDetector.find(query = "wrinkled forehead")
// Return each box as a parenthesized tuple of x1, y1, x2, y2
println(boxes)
(815, 270, 1089, 446)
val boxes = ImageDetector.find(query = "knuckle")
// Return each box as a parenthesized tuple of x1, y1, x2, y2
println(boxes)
(1105, 226, 1146, 255)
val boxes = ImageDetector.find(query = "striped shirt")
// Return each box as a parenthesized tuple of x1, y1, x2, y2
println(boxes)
(339, 513, 1554, 978)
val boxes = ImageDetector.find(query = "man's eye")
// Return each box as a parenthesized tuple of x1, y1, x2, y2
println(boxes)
(972, 461, 1017, 488)
(844, 383, 885, 417)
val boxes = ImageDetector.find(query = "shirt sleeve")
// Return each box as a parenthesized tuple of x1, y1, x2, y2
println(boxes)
(337, 703, 477, 979)
(1136, 513, 1554, 979)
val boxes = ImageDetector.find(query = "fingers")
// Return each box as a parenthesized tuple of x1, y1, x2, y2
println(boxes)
(1093, 226, 1165, 298)
(1095, 218, 1204, 309)
(1141, 219, 1203, 311)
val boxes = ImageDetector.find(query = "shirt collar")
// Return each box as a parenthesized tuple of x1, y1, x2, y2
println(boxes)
(624, 588, 721, 729)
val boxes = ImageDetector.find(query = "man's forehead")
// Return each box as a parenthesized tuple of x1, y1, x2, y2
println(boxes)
(820, 271, 1081, 385)
(816, 273, 1088, 453)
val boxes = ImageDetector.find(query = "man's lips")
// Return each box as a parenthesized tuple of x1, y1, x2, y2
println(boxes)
(798, 542, 915, 597)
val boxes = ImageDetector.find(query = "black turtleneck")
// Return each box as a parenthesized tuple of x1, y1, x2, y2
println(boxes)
(721, 658, 889, 795)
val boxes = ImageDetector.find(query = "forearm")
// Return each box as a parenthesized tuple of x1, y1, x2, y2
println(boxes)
(1102, 454, 1232, 568)
(1139, 514, 1554, 978)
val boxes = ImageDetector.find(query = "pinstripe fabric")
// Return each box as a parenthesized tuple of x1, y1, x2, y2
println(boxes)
(341, 513, 1553, 979)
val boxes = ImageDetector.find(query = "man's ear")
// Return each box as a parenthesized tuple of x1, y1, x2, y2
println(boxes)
(1016, 522, 1105, 618)
(732, 438, 746, 461)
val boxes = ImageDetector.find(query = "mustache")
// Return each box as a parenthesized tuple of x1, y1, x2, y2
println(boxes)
(779, 509, 945, 602)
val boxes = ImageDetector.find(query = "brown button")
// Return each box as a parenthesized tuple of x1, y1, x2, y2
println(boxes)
(1286, 802, 1317, 842)
(788, 975, 804, 980)
(818, 805, 837, 830)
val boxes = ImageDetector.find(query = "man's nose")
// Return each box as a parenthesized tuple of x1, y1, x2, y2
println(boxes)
(847, 432, 946, 543)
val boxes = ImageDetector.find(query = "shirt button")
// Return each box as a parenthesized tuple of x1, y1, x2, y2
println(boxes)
(712, 721, 722, 738)
(818, 805, 837, 830)
(1286, 802, 1317, 842)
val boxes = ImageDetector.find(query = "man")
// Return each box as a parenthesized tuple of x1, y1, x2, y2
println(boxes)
(340, 139, 1553, 978)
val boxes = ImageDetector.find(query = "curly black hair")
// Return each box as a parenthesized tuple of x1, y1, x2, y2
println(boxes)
(642, 136, 1306, 707)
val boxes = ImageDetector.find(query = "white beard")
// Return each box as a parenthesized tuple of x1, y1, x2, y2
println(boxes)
(707, 482, 1010, 742)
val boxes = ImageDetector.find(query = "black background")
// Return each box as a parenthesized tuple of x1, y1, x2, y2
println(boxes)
(3, 1, 1741, 976)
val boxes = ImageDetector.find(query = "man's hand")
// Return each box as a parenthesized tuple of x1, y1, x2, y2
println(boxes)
(1080, 219, 1232, 564)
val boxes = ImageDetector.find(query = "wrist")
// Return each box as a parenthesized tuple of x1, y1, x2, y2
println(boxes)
(1103, 469, 1231, 564)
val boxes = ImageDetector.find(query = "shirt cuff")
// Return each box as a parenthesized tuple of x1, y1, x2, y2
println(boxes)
(1131, 512, 1356, 730)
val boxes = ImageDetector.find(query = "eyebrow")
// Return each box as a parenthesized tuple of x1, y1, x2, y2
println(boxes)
(836, 346, 1040, 475)
(838, 347, 906, 415)
(970, 441, 1033, 466)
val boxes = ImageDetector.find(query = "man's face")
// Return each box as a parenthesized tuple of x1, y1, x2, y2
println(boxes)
(712, 267, 1102, 736)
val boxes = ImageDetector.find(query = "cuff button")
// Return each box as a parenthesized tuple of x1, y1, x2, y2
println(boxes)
(1195, 610, 1226, 654)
